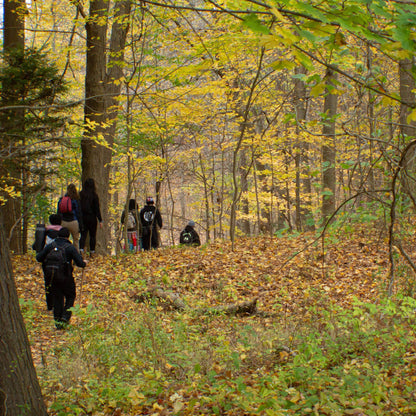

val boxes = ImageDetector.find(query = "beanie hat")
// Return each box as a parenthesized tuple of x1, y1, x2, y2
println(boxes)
(146, 196, 154, 205)
(188, 220, 195, 227)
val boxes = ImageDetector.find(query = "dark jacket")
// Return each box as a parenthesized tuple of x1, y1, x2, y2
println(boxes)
(180, 225, 201, 246)
(139, 205, 162, 230)
(80, 192, 102, 223)
(36, 237, 86, 272)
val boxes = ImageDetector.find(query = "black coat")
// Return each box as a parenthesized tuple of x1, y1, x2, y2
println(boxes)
(36, 237, 86, 272)
(179, 225, 201, 246)
(139, 205, 162, 230)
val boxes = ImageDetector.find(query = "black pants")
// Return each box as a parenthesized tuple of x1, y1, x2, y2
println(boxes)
(79, 213, 98, 252)
(42, 265, 54, 310)
(141, 227, 159, 250)
(52, 275, 76, 327)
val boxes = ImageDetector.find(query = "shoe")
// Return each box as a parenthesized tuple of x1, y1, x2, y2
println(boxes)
(55, 318, 69, 330)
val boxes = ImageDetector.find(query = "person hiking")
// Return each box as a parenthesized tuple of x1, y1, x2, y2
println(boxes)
(45, 213, 63, 246)
(79, 178, 103, 256)
(121, 198, 139, 252)
(57, 183, 82, 250)
(179, 220, 201, 246)
(33, 213, 63, 310)
(32, 213, 63, 254)
(36, 227, 87, 329)
(139, 196, 162, 251)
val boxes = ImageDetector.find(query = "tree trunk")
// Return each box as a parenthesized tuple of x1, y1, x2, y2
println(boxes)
(1, 0, 25, 253)
(399, 58, 416, 142)
(0, 219, 48, 416)
(321, 69, 338, 222)
(294, 65, 314, 231)
(398, 58, 416, 198)
(239, 149, 250, 235)
(81, 0, 131, 253)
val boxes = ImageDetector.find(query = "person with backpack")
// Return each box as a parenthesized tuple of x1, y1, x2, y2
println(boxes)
(179, 220, 201, 246)
(32, 213, 63, 254)
(36, 227, 87, 329)
(121, 198, 139, 252)
(139, 196, 162, 251)
(33, 214, 63, 310)
(57, 183, 82, 251)
(79, 178, 103, 256)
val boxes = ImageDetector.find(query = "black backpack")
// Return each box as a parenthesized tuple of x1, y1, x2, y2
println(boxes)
(44, 242, 70, 284)
(182, 231, 193, 244)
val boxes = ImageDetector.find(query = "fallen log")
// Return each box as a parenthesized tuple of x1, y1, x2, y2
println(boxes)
(131, 287, 259, 316)
(198, 298, 258, 316)
(131, 286, 186, 311)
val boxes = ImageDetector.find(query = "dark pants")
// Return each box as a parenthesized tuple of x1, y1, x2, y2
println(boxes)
(142, 226, 159, 250)
(52, 274, 76, 328)
(42, 265, 54, 310)
(79, 213, 98, 252)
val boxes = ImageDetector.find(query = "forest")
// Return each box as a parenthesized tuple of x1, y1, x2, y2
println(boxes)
(1, 0, 416, 415)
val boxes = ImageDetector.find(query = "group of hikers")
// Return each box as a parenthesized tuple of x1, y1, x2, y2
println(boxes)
(121, 197, 201, 252)
(33, 178, 201, 330)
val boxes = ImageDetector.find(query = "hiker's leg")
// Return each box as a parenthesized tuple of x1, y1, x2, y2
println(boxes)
(62, 276, 76, 323)
(79, 228, 88, 251)
(89, 218, 98, 252)
(141, 228, 150, 250)
(62, 220, 80, 250)
(151, 230, 159, 249)
(43, 267, 53, 310)
(52, 282, 64, 325)
(132, 232, 137, 252)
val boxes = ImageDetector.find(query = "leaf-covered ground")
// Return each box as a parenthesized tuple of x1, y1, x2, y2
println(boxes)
(12, 228, 416, 415)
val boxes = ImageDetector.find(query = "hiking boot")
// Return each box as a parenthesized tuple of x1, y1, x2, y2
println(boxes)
(55, 321, 67, 330)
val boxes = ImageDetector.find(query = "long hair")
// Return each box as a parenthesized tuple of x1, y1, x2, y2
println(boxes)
(83, 178, 96, 194)
(67, 183, 79, 200)
(128, 199, 137, 211)
(80, 178, 97, 210)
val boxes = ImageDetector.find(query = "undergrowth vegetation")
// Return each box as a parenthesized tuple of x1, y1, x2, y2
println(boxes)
(14, 227, 416, 415)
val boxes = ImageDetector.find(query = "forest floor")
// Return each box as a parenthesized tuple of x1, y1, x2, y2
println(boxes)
(12, 224, 416, 415)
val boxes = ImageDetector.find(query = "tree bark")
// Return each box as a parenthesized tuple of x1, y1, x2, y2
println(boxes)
(82, 0, 131, 253)
(0, 219, 48, 415)
(294, 65, 314, 231)
(1, 0, 26, 253)
(321, 69, 338, 222)
(399, 58, 416, 142)
(398, 59, 416, 198)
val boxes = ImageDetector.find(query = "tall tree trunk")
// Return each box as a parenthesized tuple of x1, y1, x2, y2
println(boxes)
(239, 149, 250, 235)
(294, 65, 314, 231)
(254, 158, 272, 234)
(321, 69, 338, 223)
(366, 45, 376, 194)
(398, 58, 416, 197)
(399, 58, 416, 142)
(81, 0, 131, 253)
(230, 48, 265, 248)
(1, 0, 25, 253)
(0, 219, 48, 416)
